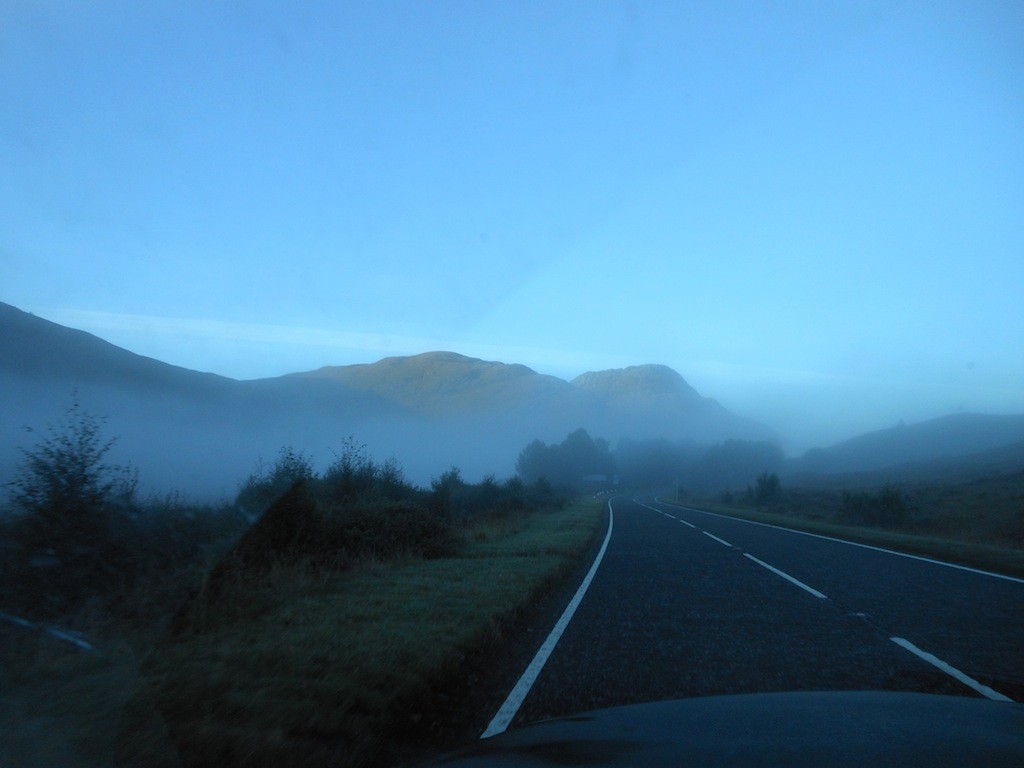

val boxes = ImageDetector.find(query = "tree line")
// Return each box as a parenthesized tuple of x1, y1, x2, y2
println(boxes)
(515, 427, 785, 497)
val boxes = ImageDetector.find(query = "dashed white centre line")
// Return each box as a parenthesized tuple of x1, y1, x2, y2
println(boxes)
(744, 553, 828, 599)
(890, 637, 1014, 702)
(656, 498, 1024, 584)
(702, 531, 733, 548)
(645, 497, 1017, 705)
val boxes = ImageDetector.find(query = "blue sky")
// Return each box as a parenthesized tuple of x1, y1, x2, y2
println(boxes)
(2, 1, 1022, 450)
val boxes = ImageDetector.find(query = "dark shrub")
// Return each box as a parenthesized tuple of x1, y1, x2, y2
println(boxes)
(323, 501, 458, 562)
(213, 480, 324, 581)
(320, 439, 411, 505)
(839, 483, 907, 527)
(754, 472, 782, 505)
(235, 446, 314, 517)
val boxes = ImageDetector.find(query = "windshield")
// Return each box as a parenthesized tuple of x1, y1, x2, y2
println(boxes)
(1, 2, 1022, 766)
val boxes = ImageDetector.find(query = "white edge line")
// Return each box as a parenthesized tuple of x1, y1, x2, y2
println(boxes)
(0, 611, 34, 629)
(654, 498, 1024, 585)
(47, 629, 94, 651)
(744, 553, 828, 599)
(702, 531, 733, 548)
(0, 611, 95, 651)
(890, 637, 1014, 702)
(480, 499, 616, 739)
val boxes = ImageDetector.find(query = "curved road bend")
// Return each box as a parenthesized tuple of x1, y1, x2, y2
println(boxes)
(486, 496, 1023, 733)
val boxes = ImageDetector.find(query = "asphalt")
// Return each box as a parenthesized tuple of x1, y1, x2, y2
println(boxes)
(496, 496, 1024, 728)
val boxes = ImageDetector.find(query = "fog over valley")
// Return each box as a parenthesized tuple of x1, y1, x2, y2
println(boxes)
(3, 301, 1022, 502)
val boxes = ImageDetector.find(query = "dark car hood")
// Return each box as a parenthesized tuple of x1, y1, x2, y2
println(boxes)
(427, 691, 1024, 767)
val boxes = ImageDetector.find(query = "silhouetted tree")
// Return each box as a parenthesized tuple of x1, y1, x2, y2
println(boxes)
(6, 396, 138, 606)
(515, 439, 551, 484)
(515, 429, 614, 488)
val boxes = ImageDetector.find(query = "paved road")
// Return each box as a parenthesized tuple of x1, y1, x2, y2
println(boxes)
(493, 496, 1024, 730)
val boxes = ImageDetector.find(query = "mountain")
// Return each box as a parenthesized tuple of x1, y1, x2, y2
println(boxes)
(287, 352, 585, 418)
(0, 301, 775, 496)
(787, 439, 1024, 490)
(571, 365, 775, 443)
(790, 413, 1024, 480)
(0, 300, 234, 395)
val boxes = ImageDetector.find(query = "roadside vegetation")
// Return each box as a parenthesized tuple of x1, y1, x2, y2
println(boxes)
(0, 400, 606, 767)
(516, 429, 1023, 577)
(669, 473, 1024, 578)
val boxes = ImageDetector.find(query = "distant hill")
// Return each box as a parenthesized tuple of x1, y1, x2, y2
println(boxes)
(287, 352, 585, 418)
(788, 439, 1024, 490)
(0, 301, 234, 395)
(789, 413, 1024, 482)
(0, 301, 774, 496)
(571, 365, 775, 443)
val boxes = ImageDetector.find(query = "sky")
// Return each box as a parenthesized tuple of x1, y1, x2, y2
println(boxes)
(2, 0, 1022, 452)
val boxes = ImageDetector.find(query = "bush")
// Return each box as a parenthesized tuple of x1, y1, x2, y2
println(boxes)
(235, 446, 315, 517)
(322, 500, 458, 562)
(320, 438, 410, 504)
(754, 472, 782, 505)
(839, 483, 907, 527)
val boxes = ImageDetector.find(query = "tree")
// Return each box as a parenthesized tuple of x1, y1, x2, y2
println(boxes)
(429, 466, 464, 516)
(515, 429, 614, 488)
(8, 397, 136, 548)
(515, 439, 551, 484)
(6, 396, 137, 606)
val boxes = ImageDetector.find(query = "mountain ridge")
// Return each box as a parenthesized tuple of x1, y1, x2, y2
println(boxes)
(0, 301, 775, 493)
(793, 412, 1024, 476)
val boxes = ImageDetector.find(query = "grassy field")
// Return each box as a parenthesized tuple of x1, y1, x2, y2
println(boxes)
(105, 499, 606, 767)
(663, 471, 1024, 578)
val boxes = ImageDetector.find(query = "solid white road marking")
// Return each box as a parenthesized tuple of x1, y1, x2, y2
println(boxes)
(744, 553, 828, 599)
(480, 499, 616, 739)
(653, 499, 1024, 585)
(46, 628, 94, 651)
(0, 611, 94, 651)
(702, 531, 733, 548)
(890, 637, 1014, 702)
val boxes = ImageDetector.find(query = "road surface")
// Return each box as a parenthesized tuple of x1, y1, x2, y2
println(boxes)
(484, 495, 1024, 735)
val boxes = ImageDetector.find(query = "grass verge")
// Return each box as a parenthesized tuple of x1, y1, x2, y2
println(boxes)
(116, 500, 606, 767)
(659, 497, 1024, 578)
